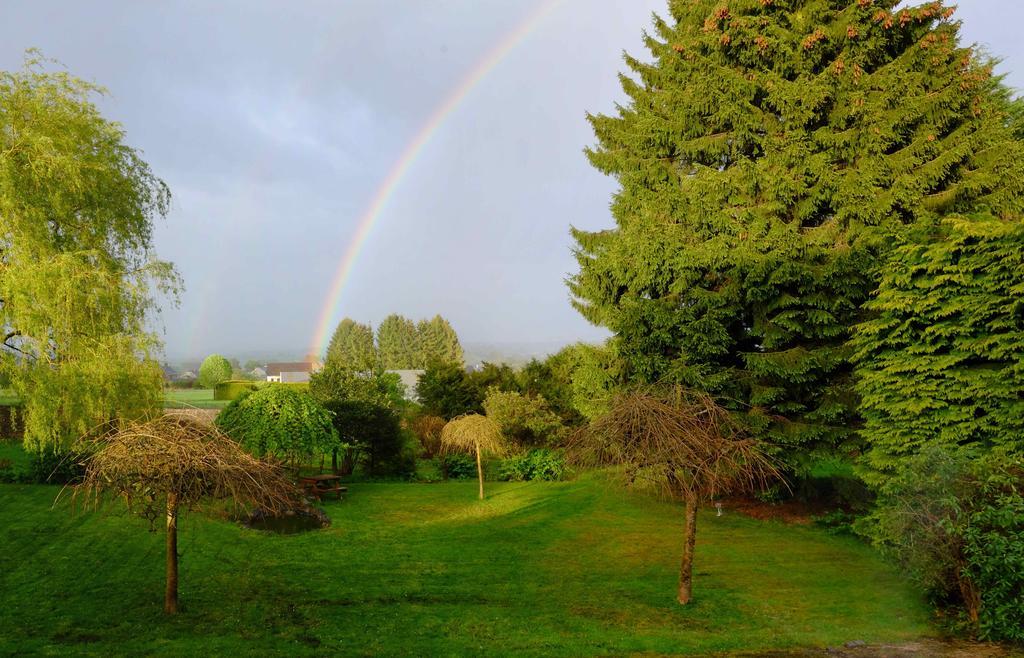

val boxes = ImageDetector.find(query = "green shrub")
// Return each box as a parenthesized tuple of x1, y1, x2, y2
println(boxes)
(499, 449, 567, 482)
(213, 379, 262, 401)
(482, 387, 565, 447)
(198, 354, 233, 389)
(215, 386, 339, 467)
(322, 399, 412, 477)
(24, 447, 86, 484)
(962, 468, 1024, 643)
(440, 453, 476, 480)
(865, 446, 1024, 642)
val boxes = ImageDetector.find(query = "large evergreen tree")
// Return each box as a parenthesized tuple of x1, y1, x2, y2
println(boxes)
(571, 1, 1024, 463)
(417, 315, 464, 367)
(325, 318, 377, 371)
(376, 314, 419, 369)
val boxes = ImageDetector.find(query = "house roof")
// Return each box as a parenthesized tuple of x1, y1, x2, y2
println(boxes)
(266, 362, 315, 377)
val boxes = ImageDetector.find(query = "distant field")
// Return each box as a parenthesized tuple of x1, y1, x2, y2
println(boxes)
(162, 388, 229, 409)
(0, 388, 228, 410)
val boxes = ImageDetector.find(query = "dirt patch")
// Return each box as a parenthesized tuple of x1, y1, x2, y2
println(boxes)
(719, 496, 829, 525)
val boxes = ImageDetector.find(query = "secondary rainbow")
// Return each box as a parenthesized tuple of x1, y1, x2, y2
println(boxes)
(309, 0, 565, 357)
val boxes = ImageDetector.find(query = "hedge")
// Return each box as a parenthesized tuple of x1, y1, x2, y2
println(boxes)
(213, 380, 262, 401)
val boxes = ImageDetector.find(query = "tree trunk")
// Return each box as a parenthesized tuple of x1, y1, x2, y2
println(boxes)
(165, 492, 179, 615)
(331, 448, 338, 474)
(677, 494, 698, 605)
(475, 442, 484, 500)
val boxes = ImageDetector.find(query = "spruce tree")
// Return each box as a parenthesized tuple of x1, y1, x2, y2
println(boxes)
(325, 318, 376, 371)
(571, 0, 1024, 463)
(376, 314, 419, 369)
(417, 315, 464, 367)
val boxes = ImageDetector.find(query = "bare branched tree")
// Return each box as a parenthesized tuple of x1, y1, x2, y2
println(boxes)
(74, 415, 301, 614)
(441, 414, 506, 500)
(566, 388, 782, 604)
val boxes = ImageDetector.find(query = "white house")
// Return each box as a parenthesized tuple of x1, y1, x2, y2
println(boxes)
(266, 362, 318, 383)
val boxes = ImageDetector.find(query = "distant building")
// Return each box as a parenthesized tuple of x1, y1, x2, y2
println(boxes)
(266, 362, 318, 383)
(250, 367, 267, 379)
(161, 363, 177, 381)
(386, 369, 424, 401)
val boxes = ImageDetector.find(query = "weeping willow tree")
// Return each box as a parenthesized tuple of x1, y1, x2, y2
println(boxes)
(568, 389, 781, 604)
(0, 52, 179, 452)
(441, 414, 506, 500)
(76, 416, 300, 614)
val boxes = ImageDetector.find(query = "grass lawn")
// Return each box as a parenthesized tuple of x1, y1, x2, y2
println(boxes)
(0, 476, 933, 656)
(162, 388, 229, 409)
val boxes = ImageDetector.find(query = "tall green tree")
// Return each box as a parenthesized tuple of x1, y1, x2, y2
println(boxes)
(417, 314, 464, 366)
(377, 314, 419, 369)
(0, 54, 178, 452)
(325, 318, 377, 371)
(571, 1, 1024, 463)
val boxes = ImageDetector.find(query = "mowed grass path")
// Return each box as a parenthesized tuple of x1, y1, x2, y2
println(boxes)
(0, 477, 932, 656)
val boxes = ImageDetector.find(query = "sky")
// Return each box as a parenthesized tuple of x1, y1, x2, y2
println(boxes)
(1, 1, 1021, 362)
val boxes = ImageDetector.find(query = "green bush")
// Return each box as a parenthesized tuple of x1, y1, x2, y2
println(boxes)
(215, 386, 339, 467)
(440, 453, 476, 480)
(482, 387, 565, 448)
(198, 354, 233, 389)
(323, 399, 412, 477)
(962, 468, 1024, 643)
(865, 446, 1024, 642)
(213, 379, 262, 401)
(499, 449, 567, 482)
(24, 447, 86, 484)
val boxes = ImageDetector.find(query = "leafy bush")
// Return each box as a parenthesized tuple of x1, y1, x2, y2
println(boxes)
(417, 362, 481, 419)
(215, 386, 339, 468)
(24, 447, 86, 484)
(865, 446, 1024, 642)
(499, 449, 567, 482)
(198, 354, 233, 389)
(213, 379, 262, 401)
(323, 399, 412, 477)
(440, 453, 476, 480)
(483, 387, 565, 447)
(309, 362, 405, 408)
(962, 466, 1024, 642)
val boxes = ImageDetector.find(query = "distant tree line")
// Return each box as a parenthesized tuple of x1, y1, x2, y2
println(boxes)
(326, 314, 463, 370)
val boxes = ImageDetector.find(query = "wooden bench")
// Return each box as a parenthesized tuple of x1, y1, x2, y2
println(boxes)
(300, 475, 347, 501)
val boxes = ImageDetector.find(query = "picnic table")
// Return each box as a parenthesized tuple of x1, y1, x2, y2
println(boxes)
(299, 474, 347, 501)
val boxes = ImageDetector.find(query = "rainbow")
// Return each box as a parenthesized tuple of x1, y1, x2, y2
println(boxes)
(309, 0, 564, 357)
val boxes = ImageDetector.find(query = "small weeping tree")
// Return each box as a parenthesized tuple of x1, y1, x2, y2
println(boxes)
(441, 414, 506, 500)
(566, 388, 781, 605)
(74, 415, 301, 614)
